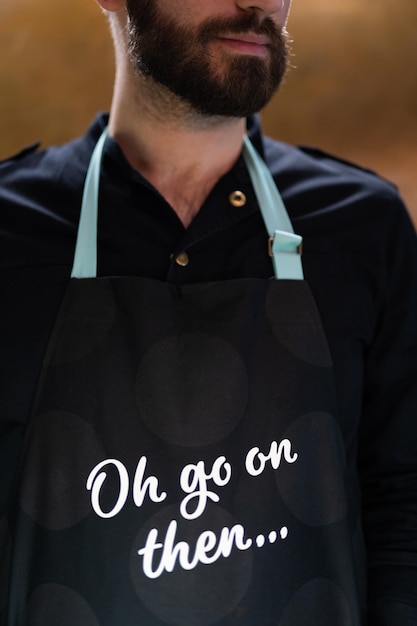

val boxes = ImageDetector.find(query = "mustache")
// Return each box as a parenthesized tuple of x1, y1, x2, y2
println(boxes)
(198, 13, 282, 43)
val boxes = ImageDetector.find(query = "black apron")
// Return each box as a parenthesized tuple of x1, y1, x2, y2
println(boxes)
(4, 132, 365, 625)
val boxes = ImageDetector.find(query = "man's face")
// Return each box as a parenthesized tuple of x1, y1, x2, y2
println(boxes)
(126, 0, 291, 118)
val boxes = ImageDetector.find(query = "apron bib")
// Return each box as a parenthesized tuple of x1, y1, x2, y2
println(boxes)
(4, 133, 364, 625)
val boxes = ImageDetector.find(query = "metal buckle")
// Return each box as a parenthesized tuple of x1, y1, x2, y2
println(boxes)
(268, 236, 303, 258)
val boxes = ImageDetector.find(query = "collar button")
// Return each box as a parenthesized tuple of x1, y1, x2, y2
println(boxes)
(175, 251, 189, 267)
(228, 190, 247, 207)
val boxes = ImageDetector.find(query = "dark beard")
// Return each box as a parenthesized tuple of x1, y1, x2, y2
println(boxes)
(126, 1, 289, 118)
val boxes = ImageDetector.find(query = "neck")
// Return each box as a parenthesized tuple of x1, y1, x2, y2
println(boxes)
(108, 67, 247, 228)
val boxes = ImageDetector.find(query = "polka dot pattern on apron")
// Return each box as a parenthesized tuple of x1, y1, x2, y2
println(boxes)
(136, 333, 248, 447)
(3, 131, 364, 624)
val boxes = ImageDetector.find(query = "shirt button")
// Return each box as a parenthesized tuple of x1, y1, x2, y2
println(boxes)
(228, 190, 247, 207)
(175, 251, 189, 267)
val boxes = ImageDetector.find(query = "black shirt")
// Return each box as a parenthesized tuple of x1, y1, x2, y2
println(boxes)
(1, 114, 417, 624)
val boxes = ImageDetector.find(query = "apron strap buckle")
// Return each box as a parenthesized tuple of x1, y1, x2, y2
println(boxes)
(268, 230, 304, 280)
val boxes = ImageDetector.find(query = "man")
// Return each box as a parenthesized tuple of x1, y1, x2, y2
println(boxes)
(1, 0, 416, 624)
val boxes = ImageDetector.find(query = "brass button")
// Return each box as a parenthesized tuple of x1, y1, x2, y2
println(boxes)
(228, 190, 247, 207)
(175, 251, 189, 267)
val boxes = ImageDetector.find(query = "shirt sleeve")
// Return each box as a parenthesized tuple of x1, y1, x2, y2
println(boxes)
(358, 197, 417, 624)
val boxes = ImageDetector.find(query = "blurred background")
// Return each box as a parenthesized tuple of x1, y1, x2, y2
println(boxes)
(0, 0, 416, 222)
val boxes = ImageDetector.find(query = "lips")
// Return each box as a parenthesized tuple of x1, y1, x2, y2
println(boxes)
(220, 33, 270, 46)
(215, 32, 271, 56)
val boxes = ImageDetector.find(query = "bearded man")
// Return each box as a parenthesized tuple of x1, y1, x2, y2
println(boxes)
(0, 0, 416, 624)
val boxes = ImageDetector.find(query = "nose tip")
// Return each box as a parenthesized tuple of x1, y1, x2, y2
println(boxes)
(236, 0, 286, 16)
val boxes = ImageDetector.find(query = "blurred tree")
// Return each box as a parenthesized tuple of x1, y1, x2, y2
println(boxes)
(263, 0, 417, 219)
(0, 0, 113, 151)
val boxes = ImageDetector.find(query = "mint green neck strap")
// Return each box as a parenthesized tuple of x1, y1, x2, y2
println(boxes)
(242, 136, 303, 280)
(71, 129, 304, 280)
(71, 129, 108, 279)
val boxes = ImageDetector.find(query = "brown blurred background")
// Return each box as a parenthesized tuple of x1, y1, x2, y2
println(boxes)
(1, 0, 416, 223)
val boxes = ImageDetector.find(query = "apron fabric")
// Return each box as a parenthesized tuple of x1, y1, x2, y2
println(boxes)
(3, 132, 365, 625)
